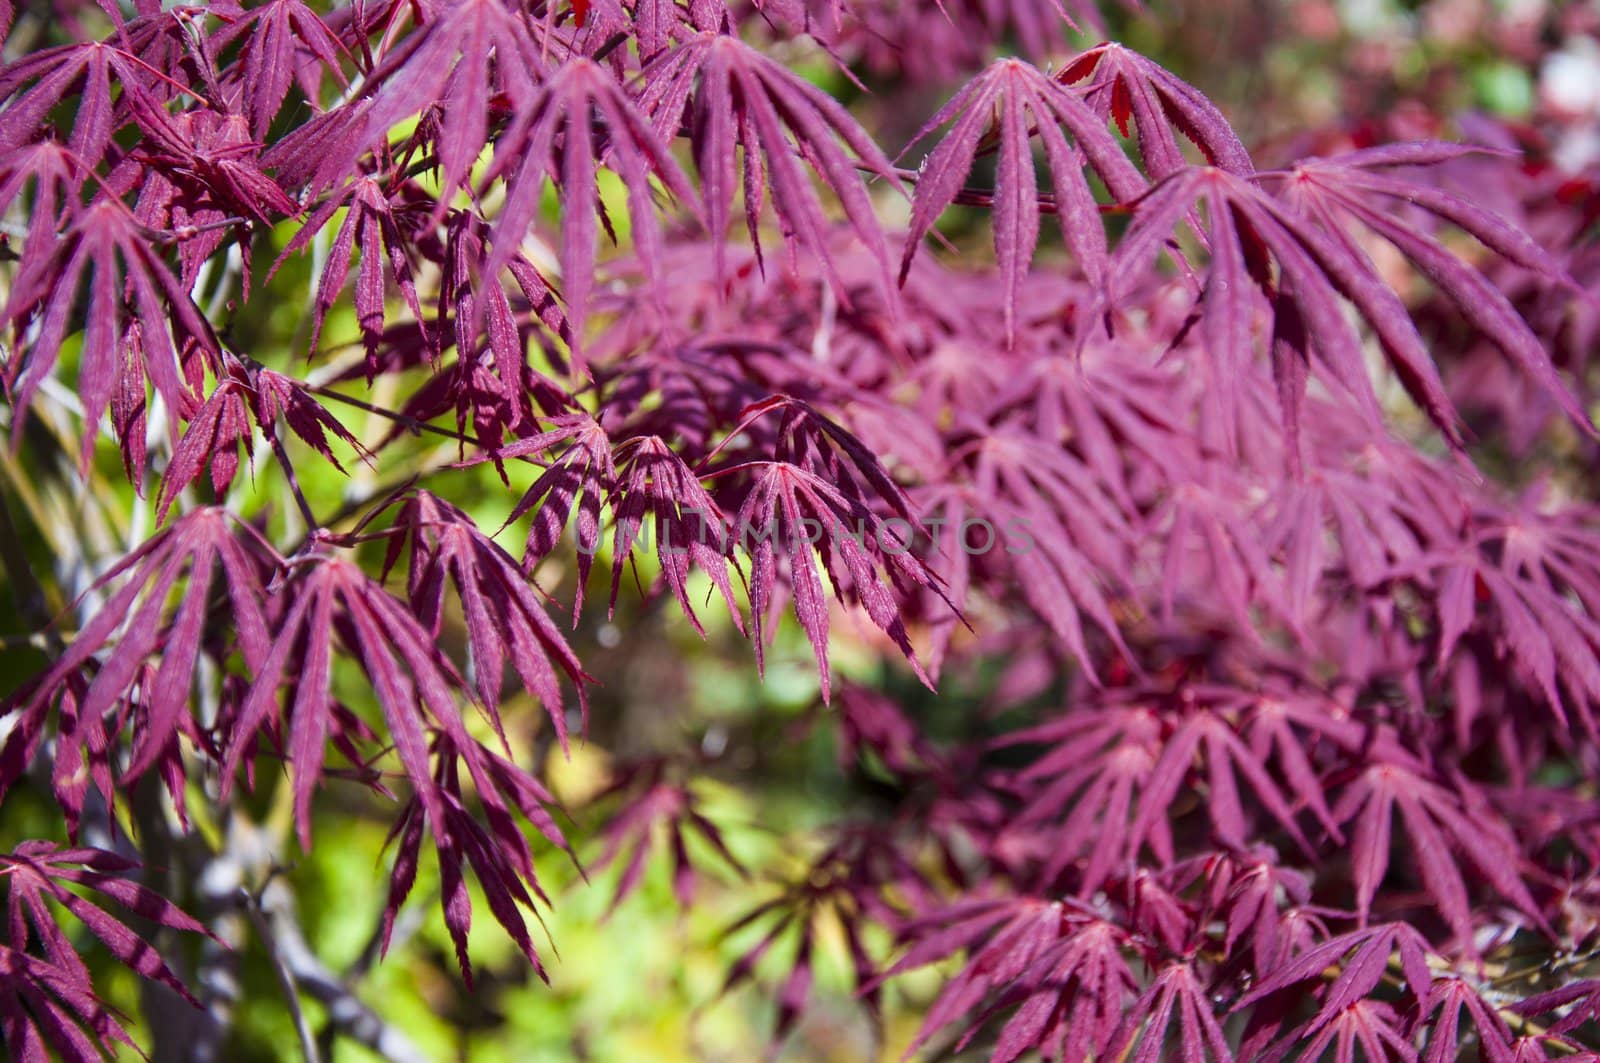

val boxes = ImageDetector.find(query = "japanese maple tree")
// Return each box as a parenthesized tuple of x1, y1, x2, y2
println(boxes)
(2, 0, 1600, 1058)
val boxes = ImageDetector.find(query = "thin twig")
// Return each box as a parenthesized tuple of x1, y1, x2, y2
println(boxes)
(256, 877, 432, 1063)
(268, 430, 322, 530)
(243, 884, 323, 1063)
(862, 160, 1133, 217)
(304, 382, 477, 445)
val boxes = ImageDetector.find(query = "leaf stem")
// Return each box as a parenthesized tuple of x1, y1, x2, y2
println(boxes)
(243, 886, 323, 1063)
(268, 431, 321, 531)
(303, 383, 476, 445)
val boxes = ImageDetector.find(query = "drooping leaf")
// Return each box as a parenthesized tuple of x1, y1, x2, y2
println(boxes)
(586, 757, 747, 913)
(1234, 922, 1434, 1036)
(0, 40, 156, 169)
(484, 412, 617, 620)
(606, 434, 745, 633)
(213, 0, 349, 136)
(0, 508, 274, 833)
(1058, 42, 1254, 178)
(482, 57, 698, 362)
(1, 841, 209, 1008)
(889, 897, 1136, 1063)
(375, 489, 592, 750)
(638, 32, 905, 300)
(1329, 758, 1543, 946)
(265, 0, 551, 201)
(1104, 961, 1234, 1063)
(897, 57, 1147, 341)
(1103, 164, 1464, 451)
(272, 176, 430, 364)
(2, 199, 221, 463)
(1276, 147, 1592, 436)
(219, 547, 567, 984)
(733, 459, 936, 701)
(158, 356, 368, 521)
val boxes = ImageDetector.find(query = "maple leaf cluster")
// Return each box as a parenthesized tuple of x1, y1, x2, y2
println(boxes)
(2, 0, 1600, 1058)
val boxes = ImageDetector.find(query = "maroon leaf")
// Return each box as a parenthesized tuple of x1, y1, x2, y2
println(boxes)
(890, 897, 1135, 1062)
(638, 32, 905, 301)
(0, 509, 274, 831)
(3, 199, 221, 464)
(266, 0, 551, 201)
(1, 841, 208, 1008)
(586, 757, 746, 913)
(1059, 43, 1254, 178)
(0, 40, 156, 169)
(1330, 760, 1543, 946)
(898, 57, 1147, 342)
(377, 489, 592, 750)
(214, 0, 349, 136)
(272, 176, 429, 364)
(482, 57, 698, 361)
